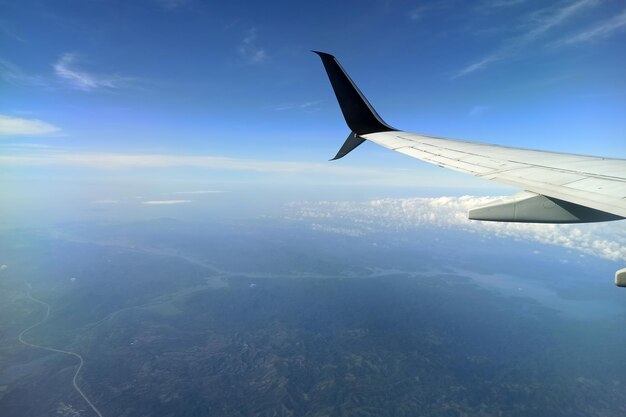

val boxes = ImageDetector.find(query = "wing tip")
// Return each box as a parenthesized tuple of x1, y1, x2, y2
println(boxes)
(311, 50, 334, 59)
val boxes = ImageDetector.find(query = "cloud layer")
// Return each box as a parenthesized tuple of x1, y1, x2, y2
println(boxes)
(0, 148, 464, 186)
(289, 196, 626, 262)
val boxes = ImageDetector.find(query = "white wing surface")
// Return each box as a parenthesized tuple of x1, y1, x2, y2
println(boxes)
(364, 131, 626, 219)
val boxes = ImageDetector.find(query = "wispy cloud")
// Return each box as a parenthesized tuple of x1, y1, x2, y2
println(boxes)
(142, 199, 192, 205)
(408, 5, 431, 21)
(551, 9, 626, 47)
(3, 54, 133, 91)
(478, 0, 527, 10)
(173, 190, 223, 195)
(53, 53, 131, 91)
(289, 196, 626, 262)
(469, 105, 489, 116)
(0, 142, 54, 149)
(238, 28, 267, 64)
(407, 2, 455, 21)
(0, 114, 60, 136)
(93, 199, 119, 204)
(0, 58, 47, 86)
(0, 21, 27, 43)
(454, 0, 599, 78)
(155, 0, 188, 9)
(273, 100, 323, 112)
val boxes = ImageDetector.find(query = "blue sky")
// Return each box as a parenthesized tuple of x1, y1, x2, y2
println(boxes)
(1, 0, 625, 218)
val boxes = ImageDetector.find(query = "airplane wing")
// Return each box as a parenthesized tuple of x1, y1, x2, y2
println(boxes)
(313, 51, 626, 286)
(364, 132, 626, 221)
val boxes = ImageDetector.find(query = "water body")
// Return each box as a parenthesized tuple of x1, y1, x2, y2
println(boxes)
(452, 268, 623, 320)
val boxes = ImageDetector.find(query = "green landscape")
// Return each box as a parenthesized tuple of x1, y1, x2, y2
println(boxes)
(1, 219, 625, 416)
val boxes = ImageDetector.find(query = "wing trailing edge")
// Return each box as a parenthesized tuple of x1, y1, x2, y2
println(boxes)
(468, 191, 622, 223)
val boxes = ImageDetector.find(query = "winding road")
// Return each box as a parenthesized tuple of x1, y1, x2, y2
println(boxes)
(18, 282, 104, 417)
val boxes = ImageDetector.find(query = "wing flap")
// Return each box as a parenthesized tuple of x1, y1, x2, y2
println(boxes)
(468, 191, 622, 223)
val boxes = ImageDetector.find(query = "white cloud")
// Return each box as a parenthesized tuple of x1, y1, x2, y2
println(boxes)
(0, 264, 7, 271)
(454, 0, 599, 77)
(142, 199, 192, 205)
(311, 223, 366, 237)
(238, 28, 267, 64)
(53, 53, 130, 91)
(551, 9, 626, 46)
(0, 114, 60, 136)
(288, 196, 626, 262)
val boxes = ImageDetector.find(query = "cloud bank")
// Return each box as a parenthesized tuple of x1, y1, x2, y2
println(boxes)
(289, 196, 626, 262)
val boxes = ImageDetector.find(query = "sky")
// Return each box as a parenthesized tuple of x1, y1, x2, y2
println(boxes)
(1, 0, 625, 223)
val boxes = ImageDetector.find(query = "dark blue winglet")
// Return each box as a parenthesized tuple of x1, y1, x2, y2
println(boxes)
(313, 51, 395, 160)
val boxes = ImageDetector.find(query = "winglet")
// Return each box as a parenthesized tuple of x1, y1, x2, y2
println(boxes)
(330, 132, 366, 161)
(313, 51, 395, 136)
